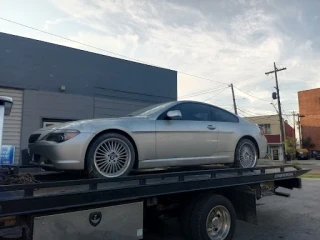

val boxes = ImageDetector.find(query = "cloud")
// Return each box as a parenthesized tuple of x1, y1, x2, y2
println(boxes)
(3, 0, 319, 122)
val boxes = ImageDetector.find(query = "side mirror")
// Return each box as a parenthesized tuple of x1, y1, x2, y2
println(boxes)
(167, 110, 182, 119)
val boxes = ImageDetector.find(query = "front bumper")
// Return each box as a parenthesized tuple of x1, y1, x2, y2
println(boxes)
(28, 132, 93, 170)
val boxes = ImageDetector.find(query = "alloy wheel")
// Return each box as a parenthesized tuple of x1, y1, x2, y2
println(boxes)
(239, 141, 257, 168)
(93, 138, 131, 177)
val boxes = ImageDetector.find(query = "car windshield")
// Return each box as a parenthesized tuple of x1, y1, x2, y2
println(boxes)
(127, 102, 173, 117)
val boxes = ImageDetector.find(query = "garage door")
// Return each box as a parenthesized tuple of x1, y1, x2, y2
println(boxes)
(0, 88, 23, 165)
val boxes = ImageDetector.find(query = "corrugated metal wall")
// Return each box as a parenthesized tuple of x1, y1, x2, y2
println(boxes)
(93, 86, 165, 118)
(0, 87, 23, 164)
(94, 97, 150, 118)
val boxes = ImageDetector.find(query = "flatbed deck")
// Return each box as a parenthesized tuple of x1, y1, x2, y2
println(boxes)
(0, 165, 309, 218)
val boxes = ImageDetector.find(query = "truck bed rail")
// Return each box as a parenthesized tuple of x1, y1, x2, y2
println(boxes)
(0, 165, 309, 218)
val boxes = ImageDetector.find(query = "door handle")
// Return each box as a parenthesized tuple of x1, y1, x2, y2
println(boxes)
(207, 125, 216, 130)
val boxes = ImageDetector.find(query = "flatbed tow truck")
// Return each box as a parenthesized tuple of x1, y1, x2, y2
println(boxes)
(0, 97, 311, 240)
(0, 164, 310, 240)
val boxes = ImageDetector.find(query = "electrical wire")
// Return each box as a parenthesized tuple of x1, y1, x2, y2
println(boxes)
(232, 67, 267, 84)
(180, 85, 229, 99)
(241, 108, 277, 117)
(203, 87, 229, 103)
(281, 106, 294, 126)
(233, 86, 270, 103)
(0, 16, 229, 86)
(237, 108, 279, 121)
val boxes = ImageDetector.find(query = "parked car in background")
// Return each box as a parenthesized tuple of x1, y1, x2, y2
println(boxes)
(314, 150, 320, 160)
(296, 148, 310, 160)
(28, 100, 267, 178)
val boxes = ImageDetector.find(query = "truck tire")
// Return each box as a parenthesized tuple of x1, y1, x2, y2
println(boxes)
(190, 194, 236, 240)
(86, 133, 136, 178)
(180, 192, 207, 240)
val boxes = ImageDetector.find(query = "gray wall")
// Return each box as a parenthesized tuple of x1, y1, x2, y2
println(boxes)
(94, 97, 150, 118)
(0, 32, 177, 102)
(21, 90, 94, 150)
(20, 90, 158, 165)
(0, 32, 177, 165)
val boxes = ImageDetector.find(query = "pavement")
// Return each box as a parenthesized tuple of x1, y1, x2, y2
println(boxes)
(145, 178, 320, 240)
(295, 159, 320, 174)
(257, 159, 320, 175)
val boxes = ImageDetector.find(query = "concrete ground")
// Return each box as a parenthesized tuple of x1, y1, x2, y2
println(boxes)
(295, 160, 320, 174)
(257, 159, 320, 174)
(145, 179, 320, 240)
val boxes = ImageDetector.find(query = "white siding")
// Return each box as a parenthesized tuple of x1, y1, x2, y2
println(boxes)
(0, 88, 23, 164)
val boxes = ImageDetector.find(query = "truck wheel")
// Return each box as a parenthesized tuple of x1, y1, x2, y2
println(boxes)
(86, 133, 135, 178)
(180, 193, 207, 240)
(190, 194, 236, 240)
(233, 138, 258, 168)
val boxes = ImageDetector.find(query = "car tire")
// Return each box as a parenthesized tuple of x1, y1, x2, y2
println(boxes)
(86, 132, 136, 178)
(233, 138, 258, 168)
(190, 194, 236, 240)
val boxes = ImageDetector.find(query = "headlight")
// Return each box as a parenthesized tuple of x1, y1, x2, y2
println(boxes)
(42, 129, 80, 143)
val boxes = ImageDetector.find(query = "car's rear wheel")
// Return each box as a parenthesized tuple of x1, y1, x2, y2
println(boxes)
(86, 133, 135, 178)
(233, 138, 258, 168)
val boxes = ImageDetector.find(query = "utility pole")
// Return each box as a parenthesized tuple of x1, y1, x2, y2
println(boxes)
(229, 83, 238, 115)
(292, 111, 296, 143)
(265, 62, 287, 162)
(297, 113, 305, 148)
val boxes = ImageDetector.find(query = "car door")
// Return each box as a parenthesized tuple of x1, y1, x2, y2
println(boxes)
(155, 102, 219, 160)
(210, 106, 240, 155)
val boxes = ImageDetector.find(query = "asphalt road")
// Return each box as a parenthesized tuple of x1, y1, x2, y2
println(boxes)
(145, 178, 320, 240)
(297, 159, 320, 174)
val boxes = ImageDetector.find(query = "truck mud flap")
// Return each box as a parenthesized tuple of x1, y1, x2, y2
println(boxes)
(225, 186, 258, 225)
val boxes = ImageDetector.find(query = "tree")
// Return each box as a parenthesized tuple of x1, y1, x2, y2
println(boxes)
(302, 137, 315, 149)
(284, 137, 296, 157)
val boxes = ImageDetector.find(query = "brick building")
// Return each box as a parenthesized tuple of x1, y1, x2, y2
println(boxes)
(298, 88, 320, 150)
(244, 115, 294, 161)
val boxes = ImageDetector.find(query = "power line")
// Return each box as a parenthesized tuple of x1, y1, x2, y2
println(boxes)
(203, 87, 229, 103)
(179, 85, 228, 98)
(232, 67, 267, 84)
(240, 108, 277, 117)
(281, 106, 293, 126)
(233, 86, 270, 103)
(237, 108, 281, 121)
(179, 72, 229, 85)
(0, 16, 230, 86)
(237, 108, 270, 118)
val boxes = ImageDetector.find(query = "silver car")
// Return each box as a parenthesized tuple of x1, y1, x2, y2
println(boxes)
(28, 100, 267, 178)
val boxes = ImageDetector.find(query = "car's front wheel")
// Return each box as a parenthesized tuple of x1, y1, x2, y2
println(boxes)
(86, 133, 136, 178)
(233, 138, 258, 168)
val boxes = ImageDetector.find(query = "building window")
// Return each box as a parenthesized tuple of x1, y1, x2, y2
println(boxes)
(258, 124, 271, 134)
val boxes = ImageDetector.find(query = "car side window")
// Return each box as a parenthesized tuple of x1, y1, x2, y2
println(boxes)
(160, 103, 211, 121)
(210, 106, 239, 123)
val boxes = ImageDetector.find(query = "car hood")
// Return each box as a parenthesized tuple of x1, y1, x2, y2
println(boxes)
(33, 116, 149, 133)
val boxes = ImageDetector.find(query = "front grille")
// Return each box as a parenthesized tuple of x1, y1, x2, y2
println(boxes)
(29, 134, 41, 143)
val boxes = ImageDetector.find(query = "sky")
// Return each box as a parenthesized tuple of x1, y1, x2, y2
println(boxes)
(0, 0, 320, 126)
